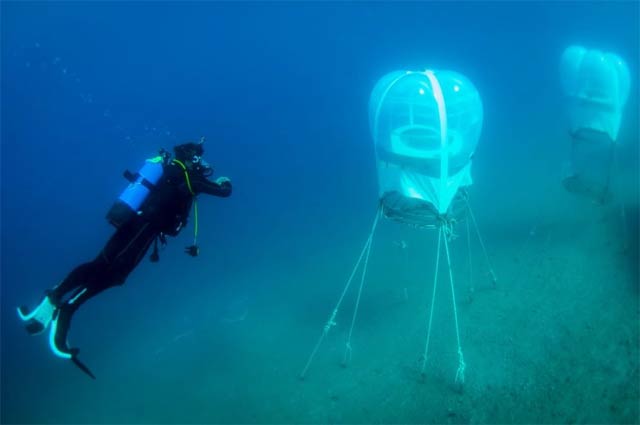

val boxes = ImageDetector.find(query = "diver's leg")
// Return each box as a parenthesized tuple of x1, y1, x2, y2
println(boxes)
(50, 222, 158, 356)
(50, 282, 110, 357)
(50, 261, 102, 304)
(49, 220, 147, 303)
(17, 261, 104, 335)
(18, 221, 146, 332)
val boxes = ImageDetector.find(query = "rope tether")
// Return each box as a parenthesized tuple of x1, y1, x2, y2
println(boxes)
(465, 198, 497, 287)
(421, 226, 442, 376)
(421, 225, 466, 385)
(342, 213, 378, 366)
(443, 227, 465, 385)
(300, 206, 382, 379)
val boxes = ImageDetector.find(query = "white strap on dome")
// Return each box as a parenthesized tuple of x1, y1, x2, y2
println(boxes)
(424, 70, 450, 214)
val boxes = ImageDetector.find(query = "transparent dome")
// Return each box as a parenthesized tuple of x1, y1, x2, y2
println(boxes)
(560, 45, 631, 141)
(368, 69, 483, 221)
(369, 70, 483, 174)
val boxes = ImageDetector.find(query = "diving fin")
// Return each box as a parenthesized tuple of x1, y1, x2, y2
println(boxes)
(17, 295, 56, 335)
(48, 311, 96, 380)
(71, 350, 96, 380)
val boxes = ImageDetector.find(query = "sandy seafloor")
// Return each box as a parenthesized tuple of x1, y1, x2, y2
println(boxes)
(4, 130, 639, 424)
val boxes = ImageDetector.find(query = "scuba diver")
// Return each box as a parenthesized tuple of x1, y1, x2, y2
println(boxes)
(17, 138, 232, 379)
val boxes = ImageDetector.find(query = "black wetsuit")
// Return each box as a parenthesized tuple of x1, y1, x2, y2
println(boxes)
(50, 160, 231, 349)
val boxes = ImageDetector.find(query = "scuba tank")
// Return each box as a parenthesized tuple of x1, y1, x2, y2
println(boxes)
(106, 151, 169, 228)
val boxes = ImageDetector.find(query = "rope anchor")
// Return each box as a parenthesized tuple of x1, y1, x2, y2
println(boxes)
(323, 310, 338, 334)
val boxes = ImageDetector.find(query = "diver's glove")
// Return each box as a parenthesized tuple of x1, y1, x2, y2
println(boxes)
(215, 176, 231, 185)
(185, 245, 199, 257)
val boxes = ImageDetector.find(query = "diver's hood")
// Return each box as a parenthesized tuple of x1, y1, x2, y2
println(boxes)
(174, 141, 204, 162)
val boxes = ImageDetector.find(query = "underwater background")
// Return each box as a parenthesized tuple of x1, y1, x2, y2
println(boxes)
(1, 1, 638, 424)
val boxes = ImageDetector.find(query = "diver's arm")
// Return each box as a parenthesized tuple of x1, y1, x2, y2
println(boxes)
(192, 175, 232, 197)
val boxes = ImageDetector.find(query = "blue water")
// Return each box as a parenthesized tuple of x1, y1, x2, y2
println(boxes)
(2, 2, 638, 423)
